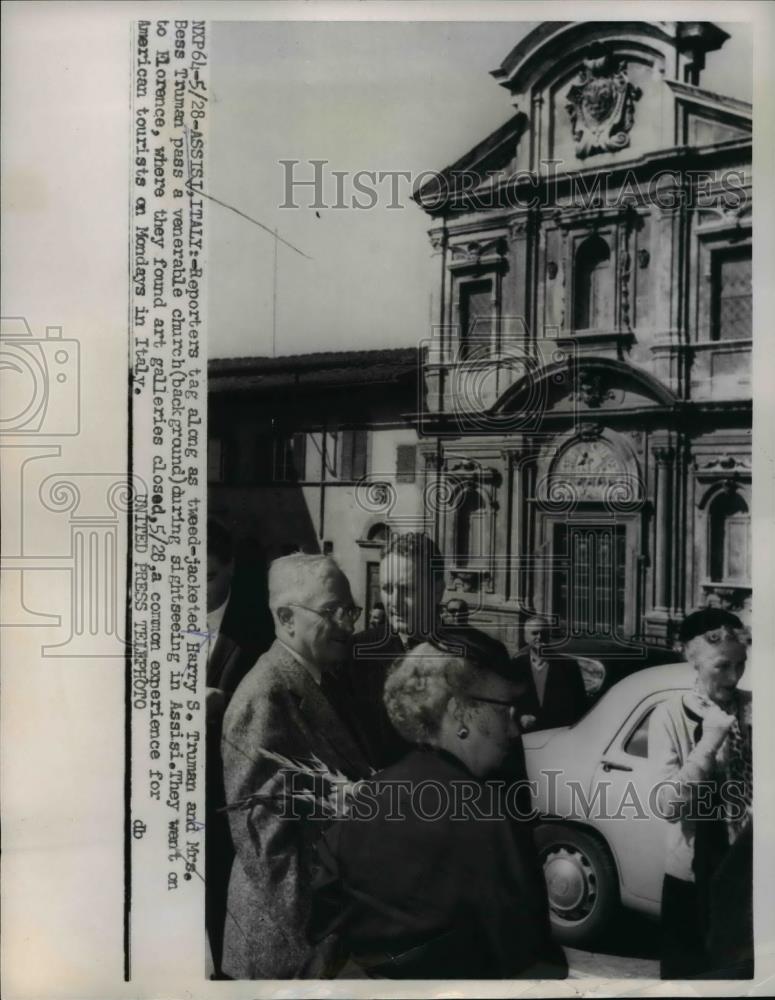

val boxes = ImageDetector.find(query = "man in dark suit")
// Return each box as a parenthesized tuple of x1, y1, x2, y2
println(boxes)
(442, 597, 470, 627)
(205, 519, 274, 977)
(341, 532, 448, 769)
(512, 616, 588, 731)
(221, 554, 371, 979)
(206, 519, 274, 700)
(367, 601, 386, 630)
(342, 531, 527, 775)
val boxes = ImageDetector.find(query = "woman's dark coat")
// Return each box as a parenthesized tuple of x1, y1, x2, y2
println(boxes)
(310, 746, 566, 979)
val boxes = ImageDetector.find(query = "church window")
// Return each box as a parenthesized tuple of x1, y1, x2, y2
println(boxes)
(396, 444, 417, 482)
(709, 490, 750, 583)
(712, 246, 751, 341)
(455, 488, 487, 566)
(574, 235, 612, 330)
(459, 279, 493, 358)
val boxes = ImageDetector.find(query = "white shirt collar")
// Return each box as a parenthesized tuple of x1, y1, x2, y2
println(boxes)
(277, 637, 322, 685)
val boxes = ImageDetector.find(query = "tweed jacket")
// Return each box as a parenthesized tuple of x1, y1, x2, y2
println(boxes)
(206, 587, 274, 976)
(221, 640, 371, 979)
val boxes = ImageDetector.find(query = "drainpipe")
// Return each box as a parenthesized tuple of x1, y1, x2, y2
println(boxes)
(319, 417, 327, 543)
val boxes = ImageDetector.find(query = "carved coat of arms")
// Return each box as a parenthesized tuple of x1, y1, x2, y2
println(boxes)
(565, 45, 642, 159)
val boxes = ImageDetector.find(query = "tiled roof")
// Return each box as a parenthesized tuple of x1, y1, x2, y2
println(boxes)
(209, 348, 419, 392)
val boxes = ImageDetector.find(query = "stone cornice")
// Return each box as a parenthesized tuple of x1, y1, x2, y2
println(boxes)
(419, 139, 751, 220)
(405, 396, 751, 434)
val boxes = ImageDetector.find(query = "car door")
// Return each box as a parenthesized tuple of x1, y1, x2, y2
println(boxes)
(587, 689, 686, 908)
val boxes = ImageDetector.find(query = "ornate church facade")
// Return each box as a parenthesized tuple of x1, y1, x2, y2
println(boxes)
(413, 20, 751, 645)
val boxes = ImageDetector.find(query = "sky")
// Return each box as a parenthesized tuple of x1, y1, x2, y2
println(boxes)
(208, 20, 752, 359)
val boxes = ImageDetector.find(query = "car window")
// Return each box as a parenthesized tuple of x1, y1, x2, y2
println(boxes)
(577, 656, 606, 697)
(623, 705, 656, 758)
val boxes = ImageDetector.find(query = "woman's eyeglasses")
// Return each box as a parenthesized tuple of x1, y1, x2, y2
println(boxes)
(467, 693, 518, 713)
(703, 626, 745, 645)
(287, 603, 363, 625)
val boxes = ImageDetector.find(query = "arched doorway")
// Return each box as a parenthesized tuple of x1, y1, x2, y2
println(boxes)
(535, 432, 643, 637)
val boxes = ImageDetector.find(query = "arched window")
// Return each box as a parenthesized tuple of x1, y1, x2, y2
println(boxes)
(455, 488, 486, 567)
(709, 490, 750, 583)
(574, 235, 612, 330)
(367, 522, 388, 545)
(459, 279, 493, 359)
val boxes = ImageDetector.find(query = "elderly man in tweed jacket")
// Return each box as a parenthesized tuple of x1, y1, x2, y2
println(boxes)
(221, 554, 370, 979)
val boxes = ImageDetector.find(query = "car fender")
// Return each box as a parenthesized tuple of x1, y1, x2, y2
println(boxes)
(524, 727, 598, 821)
(525, 734, 642, 915)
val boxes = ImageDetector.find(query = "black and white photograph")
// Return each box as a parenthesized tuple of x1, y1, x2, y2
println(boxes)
(205, 15, 755, 984)
(2, 3, 774, 998)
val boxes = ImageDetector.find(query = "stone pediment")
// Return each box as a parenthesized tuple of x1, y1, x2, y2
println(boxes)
(416, 19, 746, 213)
(492, 356, 676, 419)
(503, 22, 742, 174)
(492, 21, 728, 99)
(414, 113, 527, 212)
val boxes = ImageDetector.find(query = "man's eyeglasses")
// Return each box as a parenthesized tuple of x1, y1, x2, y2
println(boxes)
(287, 603, 362, 625)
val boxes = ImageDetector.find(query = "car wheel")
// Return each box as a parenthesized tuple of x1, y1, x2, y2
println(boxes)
(534, 823, 620, 947)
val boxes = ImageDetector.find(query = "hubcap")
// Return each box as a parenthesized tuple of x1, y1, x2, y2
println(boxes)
(543, 846, 597, 922)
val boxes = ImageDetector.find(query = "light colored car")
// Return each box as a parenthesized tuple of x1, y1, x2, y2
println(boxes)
(523, 660, 750, 947)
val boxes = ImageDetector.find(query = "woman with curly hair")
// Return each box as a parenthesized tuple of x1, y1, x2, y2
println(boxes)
(309, 637, 566, 980)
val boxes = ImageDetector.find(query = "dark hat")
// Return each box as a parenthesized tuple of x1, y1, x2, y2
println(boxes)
(430, 626, 516, 684)
(678, 608, 743, 644)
